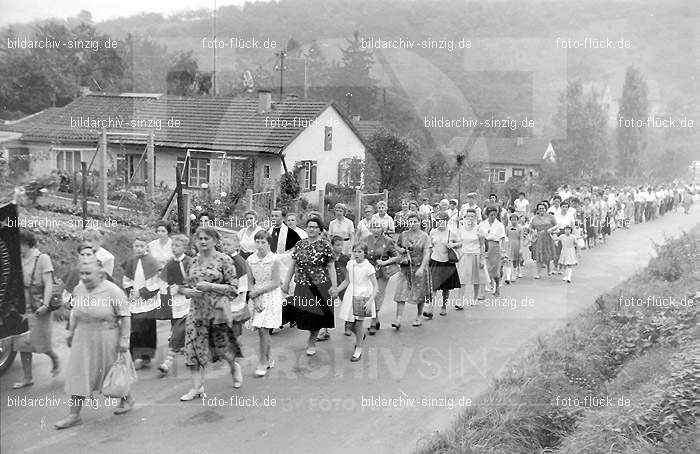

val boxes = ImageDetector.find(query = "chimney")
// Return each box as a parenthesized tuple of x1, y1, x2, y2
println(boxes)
(351, 114, 361, 122)
(258, 89, 272, 113)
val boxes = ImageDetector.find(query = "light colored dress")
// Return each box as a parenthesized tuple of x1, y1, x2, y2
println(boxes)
(147, 238, 173, 267)
(65, 280, 130, 397)
(556, 234, 578, 266)
(338, 259, 376, 322)
(457, 225, 489, 285)
(15, 249, 54, 353)
(328, 217, 355, 255)
(248, 252, 283, 329)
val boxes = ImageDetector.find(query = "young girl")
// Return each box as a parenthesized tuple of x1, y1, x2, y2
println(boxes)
(337, 244, 377, 362)
(157, 235, 191, 376)
(247, 231, 282, 377)
(518, 214, 531, 277)
(122, 237, 163, 370)
(504, 214, 522, 283)
(553, 226, 578, 283)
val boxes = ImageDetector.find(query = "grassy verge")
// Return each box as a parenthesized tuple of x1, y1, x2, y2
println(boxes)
(416, 227, 698, 454)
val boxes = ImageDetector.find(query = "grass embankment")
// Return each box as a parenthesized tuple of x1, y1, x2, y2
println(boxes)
(417, 227, 699, 454)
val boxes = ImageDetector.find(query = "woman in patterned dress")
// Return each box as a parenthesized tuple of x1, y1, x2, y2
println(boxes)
(393, 212, 432, 328)
(179, 226, 242, 401)
(281, 216, 338, 357)
(247, 230, 282, 377)
(530, 203, 557, 279)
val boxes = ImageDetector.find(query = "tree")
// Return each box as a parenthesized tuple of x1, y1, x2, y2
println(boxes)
(617, 66, 648, 178)
(166, 51, 198, 95)
(364, 129, 420, 194)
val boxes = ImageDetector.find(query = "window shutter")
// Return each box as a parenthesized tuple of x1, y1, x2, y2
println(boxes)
(324, 126, 332, 151)
(310, 161, 318, 190)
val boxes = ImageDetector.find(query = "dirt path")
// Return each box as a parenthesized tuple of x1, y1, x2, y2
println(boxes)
(2, 206, 698, 454)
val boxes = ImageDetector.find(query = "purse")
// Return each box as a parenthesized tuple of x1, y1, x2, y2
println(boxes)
(29, 253, 64, 312)
(231, 303, 251, 322)
(102, 351, 138, 398)
(446, 230, 459, 263)
(351, 262, 373, 318)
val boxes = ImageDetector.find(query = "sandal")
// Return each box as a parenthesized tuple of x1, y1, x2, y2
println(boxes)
(12, 380, 34, 389)
(306, 347, 316, 356)
(439, 307, 447, 316)
(412, 319, 422, 327)
(350, 349, 363, 362)
(232, 362, 243, 388)
(54, 415, 82, 430)
(114, 396, 135, 415)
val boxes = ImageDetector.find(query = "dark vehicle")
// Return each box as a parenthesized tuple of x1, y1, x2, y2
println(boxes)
(0, 201, 28, 376)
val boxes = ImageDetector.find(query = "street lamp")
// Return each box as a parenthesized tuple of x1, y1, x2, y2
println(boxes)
(456, 154, 465, 204)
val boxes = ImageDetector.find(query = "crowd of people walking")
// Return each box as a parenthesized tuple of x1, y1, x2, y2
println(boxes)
(8, 181, 695, 429)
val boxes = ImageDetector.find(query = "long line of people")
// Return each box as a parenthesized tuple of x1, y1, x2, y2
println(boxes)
(9, 180, 695, 429)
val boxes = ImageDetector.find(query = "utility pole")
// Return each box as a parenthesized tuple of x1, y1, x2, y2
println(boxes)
(275, 50, 287, 101)
(211, 0, 217, 96)
(345, 92, 353, 115)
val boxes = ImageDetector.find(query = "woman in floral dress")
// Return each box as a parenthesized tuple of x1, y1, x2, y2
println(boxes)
(179, 226, 242, 401)
(530, 203, 557, 279)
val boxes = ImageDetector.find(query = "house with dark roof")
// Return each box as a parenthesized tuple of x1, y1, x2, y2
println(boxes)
(0, 91, 366, 203)
(445, 136, 554, 183)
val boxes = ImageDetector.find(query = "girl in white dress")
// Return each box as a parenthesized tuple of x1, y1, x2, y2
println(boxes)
(336, 244, 377, 362)
(552, 225, 578, 283)
(247, 231, 283, 377)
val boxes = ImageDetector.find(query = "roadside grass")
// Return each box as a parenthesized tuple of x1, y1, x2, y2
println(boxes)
(416, 227, 698, 454)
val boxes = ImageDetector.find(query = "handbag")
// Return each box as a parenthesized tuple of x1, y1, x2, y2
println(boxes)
(446, 230, 459, 263)
(29, 253, 64, 312)
(231, 303, 251, 322)
(351, 262, 373, 318)
(102, 351, 138, 398)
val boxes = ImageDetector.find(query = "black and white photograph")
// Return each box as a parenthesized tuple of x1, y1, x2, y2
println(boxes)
(0, 0, 698, 452)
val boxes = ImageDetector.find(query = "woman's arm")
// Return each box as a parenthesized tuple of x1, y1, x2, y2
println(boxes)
(369, 273, 378, 300)
(117, 315, 131, 352)
(336, 270, 350, 293)
(251, 259, 281, 297)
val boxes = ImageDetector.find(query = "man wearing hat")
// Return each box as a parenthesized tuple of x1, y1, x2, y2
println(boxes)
(460, 193, 482, 221)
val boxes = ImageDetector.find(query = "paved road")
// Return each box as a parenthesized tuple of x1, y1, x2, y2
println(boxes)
(2, 206, 698, 454)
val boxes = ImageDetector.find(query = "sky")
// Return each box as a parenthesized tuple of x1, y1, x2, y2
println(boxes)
(0, 0, 261, 26)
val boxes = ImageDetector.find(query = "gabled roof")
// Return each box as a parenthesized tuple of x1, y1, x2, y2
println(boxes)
(447, 136, 551, 166)
(352, 120, 384, 141)
(1, 94, 360, 154)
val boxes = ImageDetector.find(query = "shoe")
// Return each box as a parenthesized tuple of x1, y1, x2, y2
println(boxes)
(566, 279, 572, 283)
(350, 350, 363, 362)
(391, 321, 401, 330)
(134, 359, 144, 370)
(180, 387, 206, 401)
(493, 291, 500, 297)
(306, 347, 317, 356)
(412, 319, 422, 327)
(517, 272, 523, 278)
(376, 321, 380, 330)
(114, 396, 135, 415)
(344, 329, 352, 336)
(255, 367, 267, 377)
(54, 415, 82, 429)
(454, 304, 464, 311)
(316, 331, 330, 342)
(504, 280, 510, 285)
(534, 275, 541, 279)
(422, 312, 433, 319)
(368, 324, 377, 335)
(477, 295, 485, 300)
(562, 276, 567, 281)
(51, 364, 60, 378)
(439, 307, 447, 316)
(232, 362, 243, 389)
(157, 362, 170, 376)
(267, 359, 275, 369)
(12, 380, 34, 389)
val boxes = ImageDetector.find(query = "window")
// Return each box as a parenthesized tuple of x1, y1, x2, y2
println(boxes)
(176, 157, 209, 188)
(117, 154, 156, 185)
(324, 126, 333, 151)
(487, 168, 506, 183)
(56, 150, 81, 173)
(512, 168, 525, 178)
(338, 157, 363, 188)
(297, 160, 317, 190)
(263, 164, 271, 179)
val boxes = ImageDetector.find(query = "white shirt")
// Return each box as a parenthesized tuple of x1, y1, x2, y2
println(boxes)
(95, 247, 115, 276)
(239, 225, 266, 253)
(148, 238, 173, 267)
(514, 198, 530, 213)
(371, 213, 395, 234)
(459, 203, 482, 221)
(419, 204, 433, 216)
(478, 219, 506, 242)
(553, 209, 576, 229)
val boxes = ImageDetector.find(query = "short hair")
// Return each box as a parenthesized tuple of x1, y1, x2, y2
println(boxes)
(243, 210, 258, 219)
(305, 216, 325, 231)
(363, 205, 374, 213)
(133, 236, 149, 244)
(376, 201, 387, 209)
(194, 225, 221, 241)
(330, 235, 345, 246)
(560, 201, 570, 208)
(77, 243, 95, 253)
(253, 230, 272, 242)
(286, 212, 298, 220)
(489, 193, 498, 198)
(536, 203, 547, 211)
(408, 199, 419, 207)
(563, 225, 573, 232)
(171, 234, 190, 246)
(465, 208, 477, 215)
(19, 229, 37, 247)
(334, 203, 347, 214)
(352, 243, 369, 255)
(518, 192, 526, 197)
(271, 208, 287, 217)
(485, 206, 498, 215)
(155, 220, 172, 234)
(449, 199, 458, 205)
(552, 195, 562, 201)
(400, 198, 410, 204)
(406, 211, 421, 221)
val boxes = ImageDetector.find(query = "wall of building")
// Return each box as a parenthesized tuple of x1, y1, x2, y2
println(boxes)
(282, 106, 365, 194)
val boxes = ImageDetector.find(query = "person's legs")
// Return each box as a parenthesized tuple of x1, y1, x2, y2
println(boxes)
(45, 350, 60, 375)
(55, 395, 84, 428)
(440, 290, 449, 315)
(371, 277, 388, 330)
(19, 352, 32, 383)
(352, 321, 364, 359)
(306, 330, 319, 355)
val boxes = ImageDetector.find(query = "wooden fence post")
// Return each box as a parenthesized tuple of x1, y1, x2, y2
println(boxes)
(99, 128, 108, 213)
(383, 189, 389, 206)
(146, 129, 155, 201)
(81, 161, 88, 229)
(356, 189, 362, 221)
(272, 188, 277, 209)
(246, 189, 253, 210)
(183, 189, 191, 236)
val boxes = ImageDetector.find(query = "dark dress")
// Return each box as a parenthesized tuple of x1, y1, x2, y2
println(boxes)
(290, 238, 335, 331)
(334, 253, 350, 300)
(157, 256, 191, 350)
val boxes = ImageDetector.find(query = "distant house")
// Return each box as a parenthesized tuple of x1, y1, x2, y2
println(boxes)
(0, 91, 367, 205)
(446, 136, 554, 183)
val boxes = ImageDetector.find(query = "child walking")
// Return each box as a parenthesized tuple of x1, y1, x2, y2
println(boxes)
(246, 231, 282, 377)
(504, 214, 522, 283)
(553, 226, 578, 283)
(337, 244, 377, 362)
(221, 232, 248, 387)
(157, 235, 191, 376)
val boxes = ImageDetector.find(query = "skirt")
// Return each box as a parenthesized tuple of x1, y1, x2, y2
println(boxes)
(64, 322, 120, 397)
(169, 317, 187, 351)
(457, 253, 489, 285)
(291, 282, 335, 331)
(533, 231, 556, 265)
(14, 311, 52, 353)
(559, 248, 578, 266)
(184, 317, 242, 367)
(394, 265, 431, 305)
(429, 259, 461, 291)
(486, 241, 502, 279)
(130, 313, 156, 360)
(509, 240, 522, 264)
